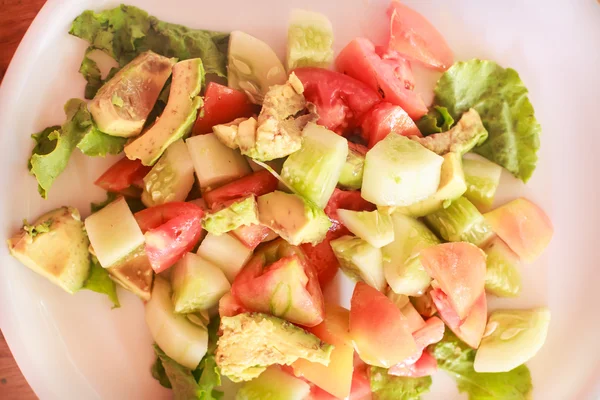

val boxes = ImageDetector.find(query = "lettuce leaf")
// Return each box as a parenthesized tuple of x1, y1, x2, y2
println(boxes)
(82, 256, 120, 308)
(69, 4, 229, 93)
(416, 106, 454, 136)
(79, 47, 103, 99)
(76, 126, 127, 157)
(370, 366, 432, 400)
(433, 59, 541, 182)
(153, 345, 203, 400)
(430, 331, 533, 399)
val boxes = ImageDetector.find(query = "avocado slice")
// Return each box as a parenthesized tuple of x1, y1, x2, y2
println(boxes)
(202, 196, 259, 236)
(7, 207, 90, 294)
(125, 58, 204, 166)
(107, 249, 154, 301)
(89, 51, 176, 138)
(216, 313, 334, 382)
(257, 191, 331, 246)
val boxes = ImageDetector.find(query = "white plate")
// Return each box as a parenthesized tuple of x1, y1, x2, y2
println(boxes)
(0, 0, 599, 398)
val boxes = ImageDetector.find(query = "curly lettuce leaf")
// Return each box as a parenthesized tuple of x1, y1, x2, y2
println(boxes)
(417, 106, 454, 136)
(370, 366, 432, 400)
(430, 331, 533, 400)
(79, 47, 103, 99)
(153, 345, 202, 400)
(433, 59, 540, 182)
(69, 4, 228, 91)
(76, 126, 127, 156)
(82, 256, 120, 308)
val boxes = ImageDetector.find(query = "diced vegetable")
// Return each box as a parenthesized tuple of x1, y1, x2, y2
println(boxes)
(337, 143, 365, 190)
(462, 153, 502, 210)
(141, 139, 195, 207)
(474, 308, 551, 373)
(420, 242, 486, 320)
(144, 277, 208, 369)
(392, 152, 466, 217)
(382, 214, 438, 296)
(197, 232, 253, 282)
(387, 290, 426, 333)
(85, 197, 145, 268)
(202, 196, 259, 235)
(330, 235, 386, 291)
(370, 366, 433, 399)
(185, 133, 251, 191)
(232, 224, 272, 249)
(350, 282, 417, 368)
(228, 31, 287, 104)
(134, 202, 204, 233)
(483, 236, 522, 297)
(300, 230, 342, 289)
(432, 289, 487, 349)
(362, 134, 444, 207)
(337, 209, 394, 248)
(410, 289, 437, 318)
(292, 305, 354, 399)
(237, 366, 311, 400)
(203, 170, 278, 210)
(219, 291, 248, 318)
(171, 253, 231, 313)
(424, 196, 493, 246)
(360, 102, 422, 149)
(95, 157, 151, 195)
(287, 9, 334, 70)
(281, 123, 348, 208)
(484, 198, 553, 263)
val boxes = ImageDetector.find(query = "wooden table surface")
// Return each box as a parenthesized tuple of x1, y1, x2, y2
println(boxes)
(1, 2, 47, 398)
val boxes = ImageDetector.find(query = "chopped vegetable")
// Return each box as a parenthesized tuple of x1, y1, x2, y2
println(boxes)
(338, 143, 366, 190)
(331, 235, 386, 291)
(462, 153, 502, 210)
(483, 236, 522, 297)
(370, 366, 432, 400)
(202, 196, 259, 236)
(287, 9, 334, 70)
(336, 209, 394, 248)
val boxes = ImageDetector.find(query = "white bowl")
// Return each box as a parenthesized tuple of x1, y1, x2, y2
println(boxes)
(0, 0, 598, 398)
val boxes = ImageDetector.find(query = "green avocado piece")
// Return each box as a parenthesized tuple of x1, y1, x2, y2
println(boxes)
(7, 207, 90, 294)
(257, 191, 331, 246)
(410, 109, 488, 156)
(89, 51, 176, 137)
(202, 196, 260, 236)
(216, 313, 334, 382)
(107, 249, 154, 301)
(125, 58, 204, 166)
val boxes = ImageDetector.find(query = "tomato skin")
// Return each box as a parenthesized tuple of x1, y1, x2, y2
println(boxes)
(325, 189, 376, 231)
(134, 202, 205, 233)
(387, 0, 454, 71)
(420, 242, 486, 320)
(144, 212, 204, 273)
(361, 102, 422, 148)
(218, 292, 249, 318)
(203, 170, 278, 210)
(335, 38, 427, 120)
(293, 67, 381, 133)
(192, 82, 256, 135)
(388, 350, 437, 378)
(350, 282, 417, 368)
(231, 240, 325, 327)
(232, 224, 271, 249)
(95, 157, 152, 194)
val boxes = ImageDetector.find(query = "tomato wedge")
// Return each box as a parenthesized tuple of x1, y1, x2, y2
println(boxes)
(432, 289, 487, 348)
(336, 38, 427, 120)
(95, 157, 151, 194)
(231, 239, 325, 326)
(134, 202, 205, 233)
(325, 188, 376, 231)
(192, 82, 256, 135)
(349, 282, 417, 368)
(420, 242, 486, 320)
(360, 102, 421, 148)
(231, 224, 272, 249)
(388, 350, 437, 378)
(203, 170, 279, 210)
(218, 292, 249, 318)
(387, 0, 454, 71)
(293, 67, 381, 133)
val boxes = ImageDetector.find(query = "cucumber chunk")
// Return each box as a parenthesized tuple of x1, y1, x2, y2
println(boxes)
(330, 235, 386, 291)
(337, 209, 394, 248)
(197, 233, 253, 282)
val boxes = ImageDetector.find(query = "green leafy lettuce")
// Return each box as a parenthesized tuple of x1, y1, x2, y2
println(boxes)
(82, 256, 120, 308)
(69, 4, 229, 94)
(79, 47, 103, 99)
(28, 99, 126, 198)
(370, 367, 432, 400)
(433, 59, 541, 182)
(151, 318, 222, 400)
(417, 106, 454, 136)
(430, 332, 533, 399)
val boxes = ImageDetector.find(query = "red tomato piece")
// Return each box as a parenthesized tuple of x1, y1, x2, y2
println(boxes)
(335, 38, 427, 120)
(420, 242, 486, 320)
(134, 202, 205, 233)
(396, 316, 445, 368)
(293, 67, 381, 133)
(387, 0, 454, 71)
(325, 189, 376, 231)
(349, 142, 368, 156)
(192, 82, 256, 135)
(350, 282, 417, 368)
(301, 230, 343, 289)
(431, 289, 487, 349)
(231, 240, 325, 326)
(361, 102, 422, 148)
(95, 157, 151, 194)
(218, 292, 249, 318)
(484, 198, 553, 263)
(388, 350, 437, 378)
(203, 170, 278, 210)
(144, 212, 204, 273)
(232, 224, 271, 249)
(349, 363, 372, 400)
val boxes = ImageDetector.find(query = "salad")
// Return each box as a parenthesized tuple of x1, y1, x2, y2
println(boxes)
(7, 2, 554, 399)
